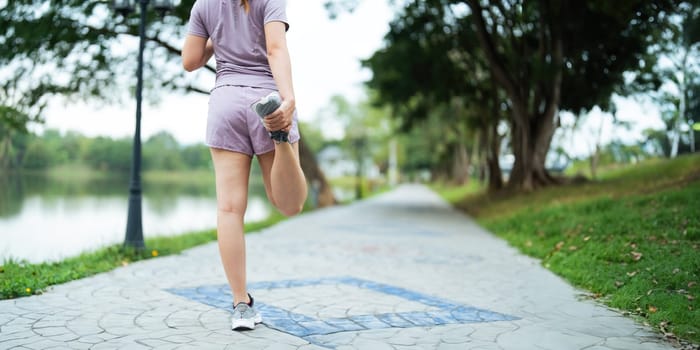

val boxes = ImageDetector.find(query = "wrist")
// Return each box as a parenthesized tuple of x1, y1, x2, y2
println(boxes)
(283, 97, 295, 109)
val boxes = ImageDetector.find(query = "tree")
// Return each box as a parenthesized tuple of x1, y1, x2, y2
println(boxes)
(468, 0, 676, 189)
(143, 131, 185, 171)
(315, 94, 396, 198)
(0, 0, 336, 205)
(654, 1, 700, 156)
(361, 1, 504, 189)
(333, 0, 679, 190)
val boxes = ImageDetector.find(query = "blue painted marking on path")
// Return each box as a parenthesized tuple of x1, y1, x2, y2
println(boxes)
(167, 276, 518, 345)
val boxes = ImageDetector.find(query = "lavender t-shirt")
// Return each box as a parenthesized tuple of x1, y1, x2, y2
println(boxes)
(188, 0, 289, 89)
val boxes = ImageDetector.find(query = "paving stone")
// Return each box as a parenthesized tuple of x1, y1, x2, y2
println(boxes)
(24, 339, 71, 350)
(437, 343, 474, 350)
(604, 337, 673, 350)
(0, 185, 681, 350)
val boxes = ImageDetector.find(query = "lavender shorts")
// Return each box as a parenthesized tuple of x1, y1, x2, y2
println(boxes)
(206, 85, 300, 156)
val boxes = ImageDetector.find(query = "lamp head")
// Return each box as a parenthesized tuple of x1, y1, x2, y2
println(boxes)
(152, 0, 174, 17)
(112, 0, 135, 17)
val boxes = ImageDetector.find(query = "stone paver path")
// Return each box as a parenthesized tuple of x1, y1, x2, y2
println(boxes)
(0, 185, 677, 349)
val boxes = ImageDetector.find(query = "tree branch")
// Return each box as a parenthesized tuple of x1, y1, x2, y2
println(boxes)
(466, 0, 522, 113)
(186, 85, 210, 95)
(81, 24, 217, 74)
(542, 0, 563, 122)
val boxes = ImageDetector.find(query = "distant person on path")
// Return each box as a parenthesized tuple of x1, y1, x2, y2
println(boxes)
(182, 0, 307, 331)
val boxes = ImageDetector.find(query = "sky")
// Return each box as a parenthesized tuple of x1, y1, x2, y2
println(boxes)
(35, 0, 666, 158)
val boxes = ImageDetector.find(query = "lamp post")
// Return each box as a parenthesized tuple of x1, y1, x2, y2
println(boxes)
(112, 0, 174, 249)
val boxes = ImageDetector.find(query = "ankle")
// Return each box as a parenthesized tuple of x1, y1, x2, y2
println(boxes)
(234, 293, 253, 307)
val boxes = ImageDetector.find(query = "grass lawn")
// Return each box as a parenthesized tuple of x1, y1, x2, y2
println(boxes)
(435, 154, 700, 345)
(0, 212, 286, 300)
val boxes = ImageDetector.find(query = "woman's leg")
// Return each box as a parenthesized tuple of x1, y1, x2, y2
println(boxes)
(210, 147, 252, 305)
(257, 142, 307, 216)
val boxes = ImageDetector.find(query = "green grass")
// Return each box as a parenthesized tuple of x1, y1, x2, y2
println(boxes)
(435, 154, 700, 344)
(430, 179, 485, 205)
(0, 212, 286, 300)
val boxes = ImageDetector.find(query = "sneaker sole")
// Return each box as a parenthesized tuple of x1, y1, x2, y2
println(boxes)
(232, 314, 263, 331)
(252, 92, 281, 118)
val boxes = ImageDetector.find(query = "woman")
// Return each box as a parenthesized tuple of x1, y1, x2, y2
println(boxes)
(182, 0, 307, 331)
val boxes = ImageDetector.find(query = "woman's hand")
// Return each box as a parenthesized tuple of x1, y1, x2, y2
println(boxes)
(262, 99, 295, 132)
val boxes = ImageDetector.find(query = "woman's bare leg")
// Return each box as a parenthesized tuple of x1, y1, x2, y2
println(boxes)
(257, 142, 307, 216)
(210, 148, 252, 305)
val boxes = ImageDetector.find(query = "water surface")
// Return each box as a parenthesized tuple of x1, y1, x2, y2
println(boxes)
(0, 172, 272, 263)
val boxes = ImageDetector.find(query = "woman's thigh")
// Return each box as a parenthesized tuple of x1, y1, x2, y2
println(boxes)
(210, 147, 253, 214)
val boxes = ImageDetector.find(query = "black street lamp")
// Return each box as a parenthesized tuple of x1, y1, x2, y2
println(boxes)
(112, 0, 174, 249)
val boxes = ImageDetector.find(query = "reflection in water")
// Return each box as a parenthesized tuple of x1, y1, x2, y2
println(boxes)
(0, 172, 272, 263)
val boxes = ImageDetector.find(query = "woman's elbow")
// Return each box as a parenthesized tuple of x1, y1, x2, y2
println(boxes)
(182, 59, 199, 72)
(266, 45, 287, 60)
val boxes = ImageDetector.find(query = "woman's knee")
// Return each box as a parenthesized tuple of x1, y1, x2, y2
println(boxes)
(217, 201, 247, 216)
(277, 202, 303, 217)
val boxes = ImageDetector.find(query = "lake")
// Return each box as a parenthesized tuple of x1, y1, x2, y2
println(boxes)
(0, 171, 273, 263)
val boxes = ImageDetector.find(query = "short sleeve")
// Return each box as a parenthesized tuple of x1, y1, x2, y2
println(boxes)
(188, 0, 209, 38)
(264, 0, 289, 31)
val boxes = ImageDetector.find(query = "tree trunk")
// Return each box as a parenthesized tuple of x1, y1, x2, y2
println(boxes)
(486, 116, 503, 191)
(467, 0, 563, 191)
(451, 140, 470, 185)
(485, 85, 503, 191)
(508, 103, 558, 191)
(590, 144, 600, 179)
(299, 138, 336, 207)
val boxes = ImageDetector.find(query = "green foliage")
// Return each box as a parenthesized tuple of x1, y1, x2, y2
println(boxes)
(298, 120, 325, 154)
(640, 1, 700, 156)
(315, 94, 396, 180)
(143, 131, 185, 171)
(21, 139, 52, 170)
(354, 0, 681, 188)
(83, 136, 133, 172)
(1, 129, 212, 173)
(438, 154, 700, 343)
(0, 0, 202, 135)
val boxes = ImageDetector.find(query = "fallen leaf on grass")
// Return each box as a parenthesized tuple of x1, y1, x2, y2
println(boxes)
(647, 289, 654, 296)
(568, 246, 578, 251)
(688, 295, 696, 301)
(672, 268, 680, 274)
(555, 241, 565, 251)
(583, 236, 591, 242)
(630, 251, 643, 261)
(627, 271, 638, 277)
(615, 281, 625, 288)
(648, 305, 658, 313)
(689, 281, 697, 288)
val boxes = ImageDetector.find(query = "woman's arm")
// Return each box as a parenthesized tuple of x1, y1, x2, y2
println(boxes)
(263, 21, 295, 132)
(182, 36, 214, 72)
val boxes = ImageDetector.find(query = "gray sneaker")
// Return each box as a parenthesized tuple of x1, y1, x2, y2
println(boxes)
(252, 91, 281, 117)
(251, 92, 289, 144)
(231, 295, 262, 331)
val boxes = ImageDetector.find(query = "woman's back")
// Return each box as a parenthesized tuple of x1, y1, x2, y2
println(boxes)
(188, 0, 289, 89)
